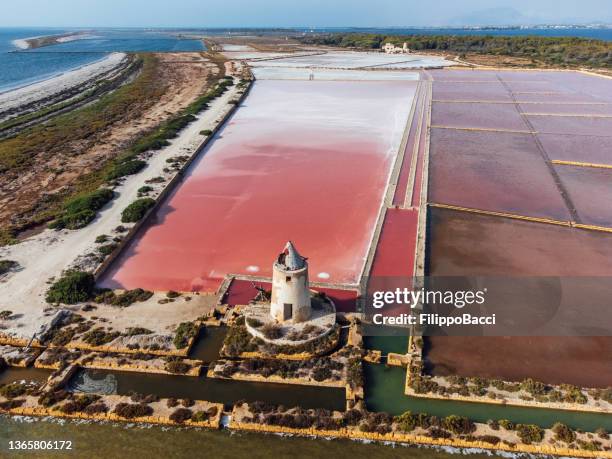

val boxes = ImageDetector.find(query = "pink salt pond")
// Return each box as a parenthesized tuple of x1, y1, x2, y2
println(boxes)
(101, 80, 417, 292)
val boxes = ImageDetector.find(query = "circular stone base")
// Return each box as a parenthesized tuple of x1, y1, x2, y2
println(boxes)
(244, 293, 336, 346)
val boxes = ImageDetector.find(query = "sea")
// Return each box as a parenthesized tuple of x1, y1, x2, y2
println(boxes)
(0, 28, 205, 92)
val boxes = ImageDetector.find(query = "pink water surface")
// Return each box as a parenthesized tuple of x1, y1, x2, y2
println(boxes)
(101, 80, 416, 292)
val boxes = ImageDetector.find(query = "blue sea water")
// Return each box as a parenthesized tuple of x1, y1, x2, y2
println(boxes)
(28, 29, 205, 53)
(0, 28, 204, 92)
(0, 28, 106, 92)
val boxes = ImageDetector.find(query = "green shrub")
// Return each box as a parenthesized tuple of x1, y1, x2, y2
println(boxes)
(200, 129, 213, 136)
(499, 419, 514, 430)
(98, 243, 118, 256)
(94, 235, 109, 243)
(124, 327, 153, 336)
(0, 310, 12, 320)
(106, 160, 146, 181)
(64, 189, 114, 214)
(552, 422, 576, 443)
(442, 415, 476, 435)
(59, 394, 100, 414)
(261, 323, 283, 340)
(113, 288, 153, 306)
(137, 185, 153, 196)
(165, 356, 191, 374)
(191, 410, 210, 422)
(113, 402, 153, 419)
(0, 260, 18, 276)
(82, 327, 120, 345)
(38, 390, 69, 407)
(46, 271, 95, 304)
(246, 317, 263, 328)
(515, 424, 544, 444)
(0, 383, 27, 399)
(121, 198, 155, 223)
(395, 411, 417, 432)
(49, 209, 96, 230)
(49, 189, 114, 230)
(520, 378, 547, 396)
(173, 322, 198, 349)
(169, 408, 192, 423)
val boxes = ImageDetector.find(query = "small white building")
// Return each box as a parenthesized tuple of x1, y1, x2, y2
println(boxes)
(270, 241, 312, 323)
(382, 42, 410, 54)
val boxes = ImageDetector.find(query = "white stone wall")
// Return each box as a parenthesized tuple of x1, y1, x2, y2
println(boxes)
(270, 264, 311, 322)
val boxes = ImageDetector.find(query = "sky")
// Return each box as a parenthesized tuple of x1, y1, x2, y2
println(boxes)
(1, 0, 611, 28)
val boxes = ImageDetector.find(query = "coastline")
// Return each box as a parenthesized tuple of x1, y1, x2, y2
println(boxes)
(10, 31, 93, 51)
(0, 52, 126, 111)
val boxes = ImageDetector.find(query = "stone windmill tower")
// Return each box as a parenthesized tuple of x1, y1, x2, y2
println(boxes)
(270, 241, 312, 323)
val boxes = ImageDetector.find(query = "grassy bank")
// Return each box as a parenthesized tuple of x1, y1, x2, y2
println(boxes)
(0, 51, 229, 243)
(297, 33, 612, 68)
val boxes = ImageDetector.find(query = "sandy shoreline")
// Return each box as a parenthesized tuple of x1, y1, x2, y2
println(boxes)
(0, 52, 127, 117)
(11, 38, 35, 50)
(10, 32, 95, 50)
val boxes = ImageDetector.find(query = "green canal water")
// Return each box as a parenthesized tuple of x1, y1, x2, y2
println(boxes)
(364, 363, 612, 432)
(188, 327, 228, 363)
(69, 368, 347, 412)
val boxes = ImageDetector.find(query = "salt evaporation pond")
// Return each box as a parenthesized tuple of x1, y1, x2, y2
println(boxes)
(102, 78, 417, 292)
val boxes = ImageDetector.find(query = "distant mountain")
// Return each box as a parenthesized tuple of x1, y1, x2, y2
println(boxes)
(449, 7, 542, 27)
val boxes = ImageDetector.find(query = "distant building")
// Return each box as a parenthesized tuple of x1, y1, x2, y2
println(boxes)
(270, 241, 312, 323)
(382, 42, 410, 54)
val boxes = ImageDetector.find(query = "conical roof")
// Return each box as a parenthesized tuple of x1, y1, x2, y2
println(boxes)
(278, 241, 307, 270)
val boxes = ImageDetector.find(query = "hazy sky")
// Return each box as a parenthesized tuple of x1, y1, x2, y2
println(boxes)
(2, 0, 611, 28)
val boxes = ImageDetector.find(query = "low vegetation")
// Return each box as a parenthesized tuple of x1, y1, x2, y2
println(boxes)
(297, 33, 612, 68)
(113, 402, 153, 419)
(82, 327, 121, 346)
(0, 55, 162, 239)
(214, 356, 344, 382)
(223, 317, 339, 358)
(121, 198, 155, 223)
(49, 189, 114, 230)
(173, 322, 199, 349)
(165, 356, 191, 374)
(94, 288, 153, 306)
(0, 260, 18, 276)
(45, 270, 95, 304)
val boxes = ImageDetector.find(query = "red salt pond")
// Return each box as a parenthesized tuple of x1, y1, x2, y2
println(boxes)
(369, 208, 418, 279)
(101, 80, 417, 292)
(366, 208, 419, 317)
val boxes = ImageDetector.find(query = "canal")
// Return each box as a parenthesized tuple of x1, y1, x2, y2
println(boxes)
(67, 368, 347, 412)
(364, 362, 612, 432)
